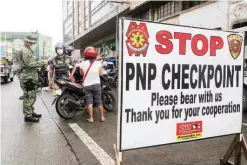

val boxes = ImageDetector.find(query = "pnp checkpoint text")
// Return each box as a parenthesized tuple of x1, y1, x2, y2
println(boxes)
(125, 63, 241, 91)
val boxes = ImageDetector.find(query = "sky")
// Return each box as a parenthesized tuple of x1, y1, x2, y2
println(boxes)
(0, 0, 63, 48)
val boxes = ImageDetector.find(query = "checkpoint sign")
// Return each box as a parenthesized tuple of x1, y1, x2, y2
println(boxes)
(117, 18, 244, 151)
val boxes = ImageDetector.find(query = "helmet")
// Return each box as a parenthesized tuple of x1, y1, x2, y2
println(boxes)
(84, 46, 97, 59)
(55, 42, 65, 54)
(65, 46, 74, 56)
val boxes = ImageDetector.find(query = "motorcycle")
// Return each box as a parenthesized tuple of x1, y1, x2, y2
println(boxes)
(37, 66, 49, 89)
(102, 62, 118, 88)
(51, 76, 116, 119)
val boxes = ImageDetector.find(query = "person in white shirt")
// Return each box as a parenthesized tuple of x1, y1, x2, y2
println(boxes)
(70, 46, 105, 123)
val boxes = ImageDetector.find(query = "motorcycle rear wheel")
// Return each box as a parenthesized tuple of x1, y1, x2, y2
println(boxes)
(56, 94, 76, 119)
(103, 92, 116, 111)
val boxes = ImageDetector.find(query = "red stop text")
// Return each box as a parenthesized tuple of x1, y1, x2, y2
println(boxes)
(155, 30, 224, 56)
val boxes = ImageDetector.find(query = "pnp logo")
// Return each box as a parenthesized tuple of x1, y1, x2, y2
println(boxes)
(227, 34, 243, 60)
(126, 22, 149, 57)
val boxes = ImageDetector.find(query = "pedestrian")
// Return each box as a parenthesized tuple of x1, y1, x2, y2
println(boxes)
(70, 46, 105, 123)
(49, 42, 75, 88)
(19, 34, 48, 122)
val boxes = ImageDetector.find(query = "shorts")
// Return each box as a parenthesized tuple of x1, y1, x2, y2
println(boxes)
(83, 84, 102, 107)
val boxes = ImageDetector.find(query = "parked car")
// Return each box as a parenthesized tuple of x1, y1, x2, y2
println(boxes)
(1, 64, 14, 83)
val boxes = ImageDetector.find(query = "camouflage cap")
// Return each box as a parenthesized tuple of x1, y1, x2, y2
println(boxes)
(24, 34, 37, 44)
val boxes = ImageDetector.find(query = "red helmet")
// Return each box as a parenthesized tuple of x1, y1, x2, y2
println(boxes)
(84, 46, 97, 58)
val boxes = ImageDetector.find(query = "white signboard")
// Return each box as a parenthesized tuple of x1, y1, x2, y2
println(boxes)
(117, 18, 244, 151)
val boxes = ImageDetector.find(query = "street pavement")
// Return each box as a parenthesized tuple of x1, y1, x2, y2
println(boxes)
(1, 78, 79, 165)
(1, 77, 247, 165)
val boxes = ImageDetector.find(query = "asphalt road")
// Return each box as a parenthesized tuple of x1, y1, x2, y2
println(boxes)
(1, 78, 247, 165)
(1, 78, 79, 165)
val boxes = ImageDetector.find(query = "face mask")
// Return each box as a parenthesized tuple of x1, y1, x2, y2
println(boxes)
(57, 49, 63, 55)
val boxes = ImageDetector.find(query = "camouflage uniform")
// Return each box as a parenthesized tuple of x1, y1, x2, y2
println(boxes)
(19, 35, 44, 118)
(16, 58, 24, 92)
(13, 51, 24, 94)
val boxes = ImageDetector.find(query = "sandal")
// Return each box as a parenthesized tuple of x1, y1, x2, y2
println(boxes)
(100, 117, 105, 122)
(87, 119, 94, 123)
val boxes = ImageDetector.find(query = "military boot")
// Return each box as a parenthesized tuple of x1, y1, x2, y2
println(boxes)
(19, 96, 24, 100)
(32, 113, 42, 118)
(24, 116, 39, 122)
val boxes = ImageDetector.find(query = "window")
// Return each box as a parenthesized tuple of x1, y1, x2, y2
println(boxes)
(84, 0, 90, 29)
(78, 1, 82, 31)
(182, 1, 208, 11)
(96, 45, 103, 54)
(64, 29, 73, 42)
(78, 22, 82, 34)
(65, 24, 72, 34)
(85, 0, 89, 8)
(90, 0, 105, 10)
(140, 10, 149, 20)
(73, 26, 76, 37)
(78, 1, 82, 15)
(90, 0, 105, 13)
(134, 9, 150, 20)
(73, 1, 76, 11)
(90, 2, 115, 26)
(64, 16, 73, 35)
(84, 1, 89, 18)
(155, 1, 180, 20)
(63, 1, 68, 20)
(67, 1, 73, 16)
(85, 18, 89, 30)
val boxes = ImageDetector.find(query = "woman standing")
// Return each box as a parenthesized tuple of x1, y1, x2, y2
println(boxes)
(70, 46, 105, 123)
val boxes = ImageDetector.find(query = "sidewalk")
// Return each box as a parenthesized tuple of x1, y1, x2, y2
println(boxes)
(1, 79, 79, 165)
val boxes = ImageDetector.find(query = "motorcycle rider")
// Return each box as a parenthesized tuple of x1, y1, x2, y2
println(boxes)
(100, 54, 108, 69)
(65, 46, 74, 56)
(70, 46, 105, 123)
(65, 46, 74, 73)
(49, 42, 75, 87)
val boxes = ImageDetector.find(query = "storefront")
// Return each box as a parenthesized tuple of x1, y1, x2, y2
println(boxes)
(95, 38, 117, 57)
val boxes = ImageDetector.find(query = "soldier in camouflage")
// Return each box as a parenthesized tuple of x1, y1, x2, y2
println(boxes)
(19, 34, 48, 122)
(49, 42, 75, 87)
(15, 50, 25, 100)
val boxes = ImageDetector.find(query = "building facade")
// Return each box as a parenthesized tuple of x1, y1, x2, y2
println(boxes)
(0, 31, 52, 62)
(63, 0, 247, 58)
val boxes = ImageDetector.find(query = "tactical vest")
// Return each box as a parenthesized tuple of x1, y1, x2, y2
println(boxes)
(53, 56, 69, 76)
